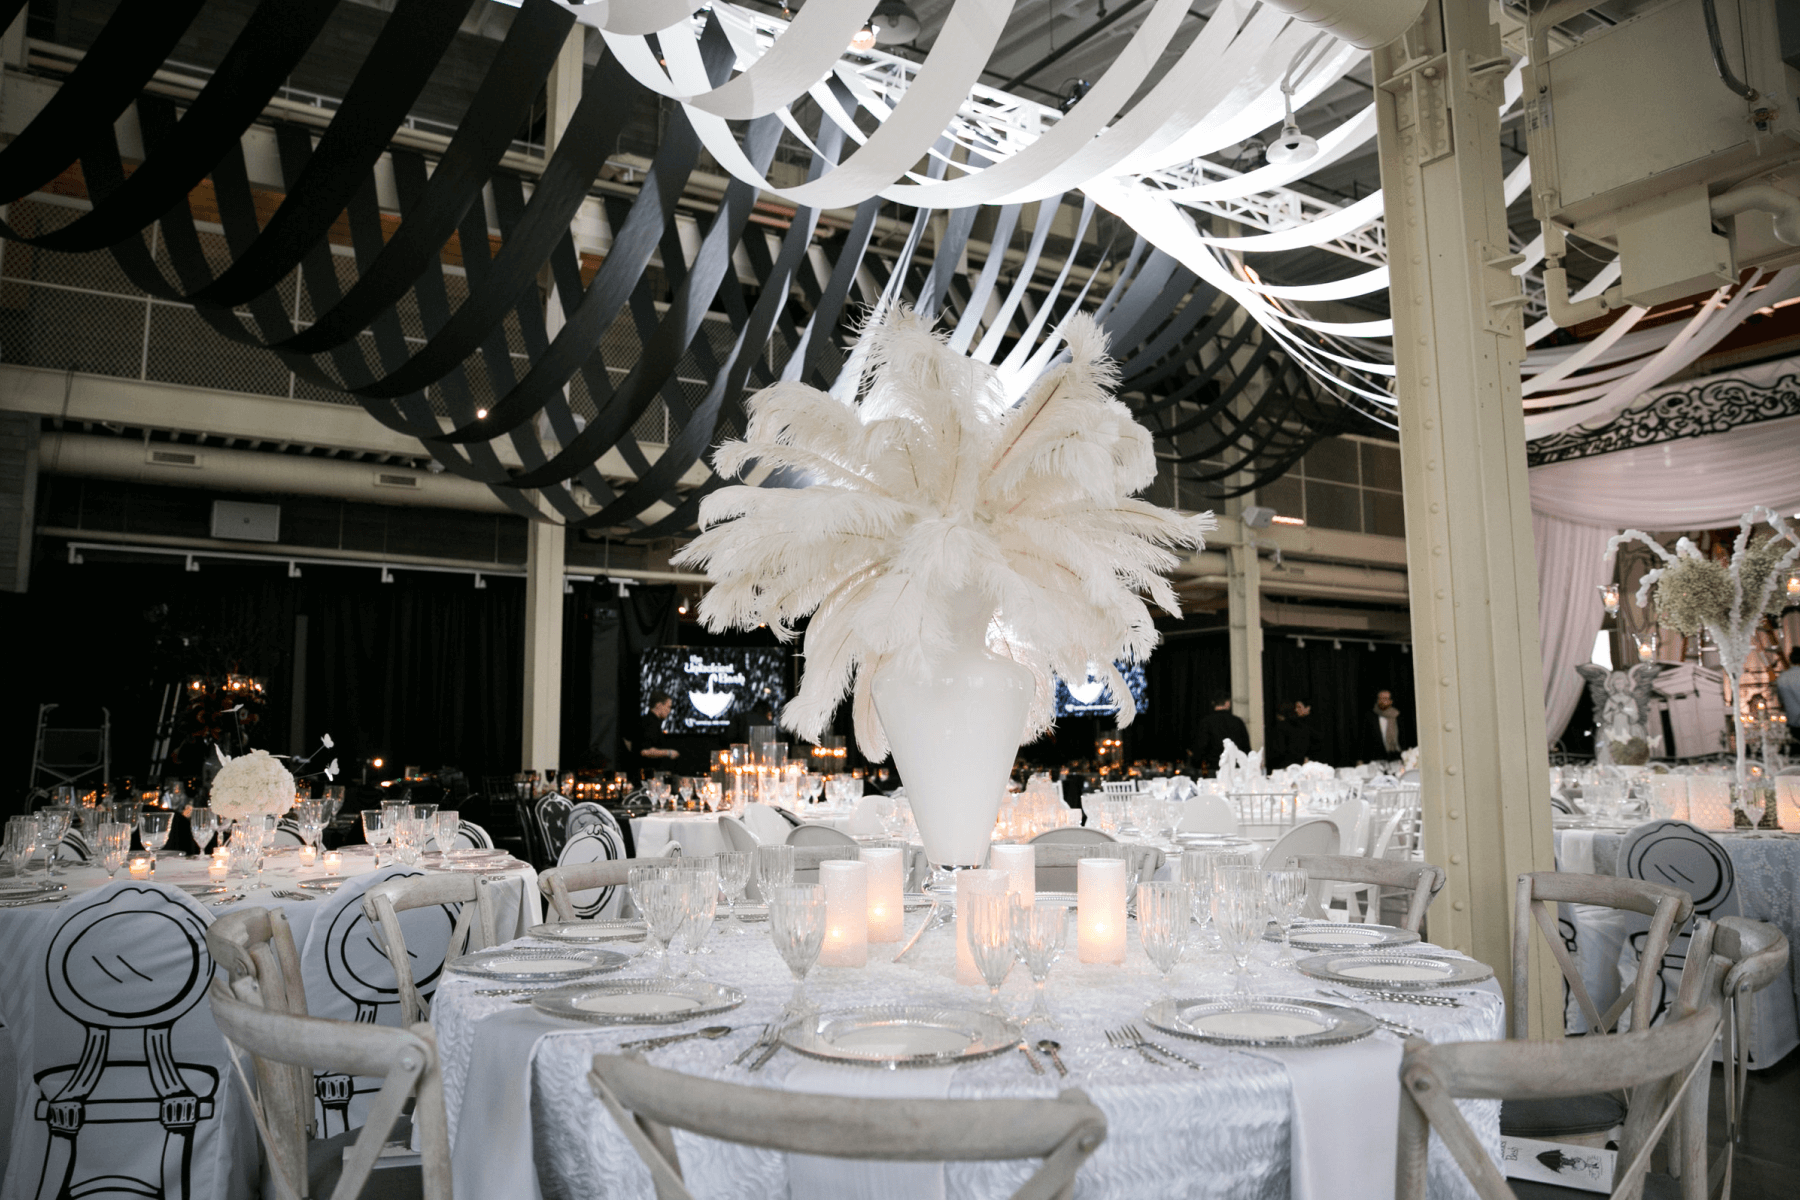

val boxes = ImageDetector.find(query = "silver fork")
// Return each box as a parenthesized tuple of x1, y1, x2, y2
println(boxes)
(1105, 1027, 1166, 1067)
(1120, 1025, 1206, 1071)
(272, 889, 317, 901)
(731, 1023, 777, 1068)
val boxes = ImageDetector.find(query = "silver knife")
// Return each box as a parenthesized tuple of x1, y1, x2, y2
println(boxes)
(731, 1025, 776, 1068)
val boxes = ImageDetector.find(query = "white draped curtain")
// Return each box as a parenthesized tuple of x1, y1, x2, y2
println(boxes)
(1526, 409, 1800, 744)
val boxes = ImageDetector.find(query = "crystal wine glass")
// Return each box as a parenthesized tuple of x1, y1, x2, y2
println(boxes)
(638, 879, 688, 978)
(188, 806, 221, 856)
(97, 822, 130, 879)
(6, 816, 40, 879)
(137, 811, 172, 874)
(964, 890, 1015, 1018)
(360, 810, 391, 868)
(677, 777, 695, 809)
(434, 810, 461, 854)
(1263, 869, 1309, 962)
(1012, 897, 1068, 1028)
(37, 809, 71, 878)
(627, 864, 677, 945)
(1213, 866, 1266, 995)
(754, 843, 795, 900)
(768, 884, 827, 1017)
(676, 867, 719, 975)
(1137, 881, 1190, 997)
(714, 850, 752, 934)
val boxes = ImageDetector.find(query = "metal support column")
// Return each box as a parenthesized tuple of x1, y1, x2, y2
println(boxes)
(1374, 0, 1558, 1032)
(1227, 538, 1265, 750)
(520, 26, 584, 773)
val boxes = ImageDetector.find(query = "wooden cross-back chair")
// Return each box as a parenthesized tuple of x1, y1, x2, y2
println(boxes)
(1027, 841, 1165, 894)
(1512, 872, 1693, 1042)
(540, 857, 643, 922)
(588, 1052, 1107, 1200)
(1291, 854, 1446, 933)
(208, 976, 451, 1200)
(1397, 1007, 1720, 1200)
(361, 873, 503, 1026)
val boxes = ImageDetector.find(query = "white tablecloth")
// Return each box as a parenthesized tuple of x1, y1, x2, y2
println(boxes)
(435, 916, 1503, 1200)
(0, 848, 539, 1200)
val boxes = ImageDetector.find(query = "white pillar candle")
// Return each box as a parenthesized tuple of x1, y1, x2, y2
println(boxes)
(1077, 857, 1127, 964)
(860, 847, 905, 943)
(1779, 778, 1800, 831)
(129, 855, 153, 880)
(298, 845, 318, 867)
(819, 859, 869, 967)
(955, 869, 1008, 984)
(323, 850, 343, 876)
(989, 844, 1035, 906)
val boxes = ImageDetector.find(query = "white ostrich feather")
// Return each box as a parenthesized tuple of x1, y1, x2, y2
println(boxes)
(672, 307, 1214, 755)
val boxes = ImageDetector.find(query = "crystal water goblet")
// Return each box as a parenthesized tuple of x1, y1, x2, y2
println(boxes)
(714, 851, 752, 934)
(638, 879, 688, 978)
(360, 810, 391, 868)
(754, 843, 794, 900)
(188, 806, 221, 856)
(1137, 882, 1190, 997)
(964, 890, 1016, 1018)
(137, 811, 172, 874)
(627, 864, 676, 932)
(37, 809, 71, 877)
(5, 816, 38, 878)
(97, 822, 130, 879)
(1213, 866, 1266, 995)
(768, 884, 827, 1017)
(677, 868, 719, 974)
(676, 778, 695, 809)
(1012, 897, 1068, 1028)
(434, 810, 460, 854)
(1263, 869, 1309, 962)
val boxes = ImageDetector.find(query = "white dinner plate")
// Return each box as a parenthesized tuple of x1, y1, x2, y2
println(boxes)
(1145, 996, 1376, 1048)
(783, 1005, 1022, 1068)
(447, 946, 630, 982)
(531, 978, 745, 1025)
(528, 919, 647, 943)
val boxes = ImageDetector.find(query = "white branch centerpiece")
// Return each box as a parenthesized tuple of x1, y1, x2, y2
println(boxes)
(1609, 507, 1800, 820)
(675, 309, 1211, 872)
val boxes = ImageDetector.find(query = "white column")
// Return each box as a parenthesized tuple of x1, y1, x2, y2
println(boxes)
(1226, 537, 1264, 750)
(519, 26, 584, 773)
(1374, 0, 1559, 1032)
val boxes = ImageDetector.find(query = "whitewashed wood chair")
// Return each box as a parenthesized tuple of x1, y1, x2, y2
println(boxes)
(1701, 917, 1790, 1200)
(1029, 827, 1117, 844)
(786, 824, 858, 848)
(1028, 841, 1163, 894)
(588, 1053, 1106, 1200)
(1398, 1007, 1719, 1200)
(208, 977, 451, 1200)
(208, 906, 309, 1019)
(1290, 854, 1445, 932)
(541, 857, 663, 922)
(792, 843, 859, 885)
(1502, 873, 1693, 1150)
(361, 874, 504, 1026)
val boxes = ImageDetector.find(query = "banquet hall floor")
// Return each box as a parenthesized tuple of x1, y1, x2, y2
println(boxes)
(1711, 1052, 1800, 1198)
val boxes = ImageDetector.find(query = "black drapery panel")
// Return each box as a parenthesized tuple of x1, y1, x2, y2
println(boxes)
(1259, 638, 1417, 767)
(303, 568, 524, 780)
(1140, 631, 1233, 765)
(586, 595, 623, 772)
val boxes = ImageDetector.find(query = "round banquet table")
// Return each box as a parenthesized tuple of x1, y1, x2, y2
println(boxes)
(434, 910, 1503, 1200)
(0, 847, 541, 1199)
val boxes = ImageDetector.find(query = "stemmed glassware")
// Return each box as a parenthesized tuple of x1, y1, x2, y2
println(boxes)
(37, 809, 71, 877)
(1213, 866, 1267, 995)
(361, 810, 392, 868)
(675, 867, 719, 974)
(637, 879, 688, 978)
(96, 822, 131, 878)
(1263, 869, 1309, 962)
(646, 778, 672, 811)
(1137, 882, 1190, 997)
(1012, 899, 1068, 1028)
(390, 812, 426, 865)
(767, 884, 827, 1017)
(714, 851, 751, 934)
(188, 806, 221, 856)
(6, 816, 41, 878)
(754, 843, 794, 901)
(434, 810, 461, 854)
(963, 890, 1015, 1018)
(137, 811, 172, 875)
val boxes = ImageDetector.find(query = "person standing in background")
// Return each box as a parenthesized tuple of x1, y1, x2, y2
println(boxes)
(637, 692, 681, 771)
(1193, 691, 1252, 776)
(1268, 700, 1315, 769)
(1368, 689, 1403, 762)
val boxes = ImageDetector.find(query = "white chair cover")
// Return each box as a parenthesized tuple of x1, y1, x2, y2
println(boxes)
(298, 865, 456, 1136)
(452, 819, 493, 850)
(742, 803, 793, 845)
(555, 823, 628, 920)
(2, 881, 255, 1200)
(273, 818, 305, 847)
(1176, 796, 1237, 836)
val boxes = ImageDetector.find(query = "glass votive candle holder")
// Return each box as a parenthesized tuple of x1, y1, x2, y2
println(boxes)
(298, 845, 318, 867)
(323, 851, 343, 876)
(208, 854, 230, 881)
(128, 854, 154, 880)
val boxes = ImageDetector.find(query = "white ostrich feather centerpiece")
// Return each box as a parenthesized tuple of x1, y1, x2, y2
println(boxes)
(672, 308, 1214, 759)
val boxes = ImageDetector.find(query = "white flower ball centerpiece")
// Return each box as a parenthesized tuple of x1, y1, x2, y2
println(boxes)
(674, 309, 1211, 881)
(210, 748, 297, 826)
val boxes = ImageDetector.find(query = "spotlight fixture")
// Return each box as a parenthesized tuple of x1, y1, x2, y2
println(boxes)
(1265, 114, 1319, 165)
(1241, 505, 1277, 529)
(870, 0, 920, 44)
(849, 22, 877, 51)
(1265, 31, 1330, 165)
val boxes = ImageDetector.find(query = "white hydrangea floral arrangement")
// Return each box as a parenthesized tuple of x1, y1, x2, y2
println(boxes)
(210, 748, 296, 821)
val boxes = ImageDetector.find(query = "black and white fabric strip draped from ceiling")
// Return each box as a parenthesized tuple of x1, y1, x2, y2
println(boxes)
(0, 0, 1383, 533)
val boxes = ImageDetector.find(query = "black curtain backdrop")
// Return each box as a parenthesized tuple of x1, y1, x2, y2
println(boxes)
(1259, 636, 1418, 767)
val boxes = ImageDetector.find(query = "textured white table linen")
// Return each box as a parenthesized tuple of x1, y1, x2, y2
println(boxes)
(784, 1061, 958, 1200)
(434, 914, 1504, 1200)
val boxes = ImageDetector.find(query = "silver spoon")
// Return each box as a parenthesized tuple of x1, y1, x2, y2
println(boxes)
(1036, 1039, 1069, 1078)
(619, 1025, 732, 1052)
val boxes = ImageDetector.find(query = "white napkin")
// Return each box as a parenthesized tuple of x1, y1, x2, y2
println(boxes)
(449, 1008, 586, 1200)
(783, 1061, 959, 1200)
(1261, 1037, 1403, 1200)
(1558, 829, 1597, 875)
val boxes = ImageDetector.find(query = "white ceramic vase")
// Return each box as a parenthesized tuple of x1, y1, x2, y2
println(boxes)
(871, 587, 1032, 870)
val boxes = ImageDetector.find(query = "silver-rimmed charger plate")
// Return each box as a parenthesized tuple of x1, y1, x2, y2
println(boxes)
(448, 945, 630, 982)
(531, 978, 745, 1025)
(1297, 951, 1494, 990)
(783, 1005, 1022, 1069)
(0, 881, 63, 899)
(174, 882, 230, 897)
(438, 856, 528, 873)
(1145, 995, 1376, 1048)
(445, 847, 509, 861)
(297, 878, 346, 892)
(1267, 921, 1420, 952)
(529, 919, 647, 943)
